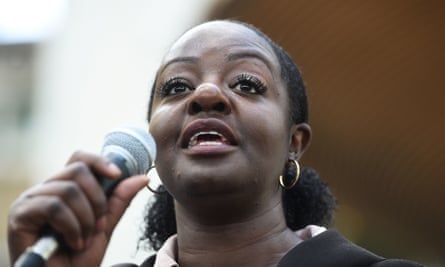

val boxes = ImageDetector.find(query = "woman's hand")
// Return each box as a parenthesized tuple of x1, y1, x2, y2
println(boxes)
(7, 151, 149, 267)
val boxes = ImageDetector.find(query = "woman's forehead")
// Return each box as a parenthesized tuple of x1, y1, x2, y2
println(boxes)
(163, 21, 278, 66)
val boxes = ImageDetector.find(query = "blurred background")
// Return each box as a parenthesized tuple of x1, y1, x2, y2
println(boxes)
(1, 0, 443, 266)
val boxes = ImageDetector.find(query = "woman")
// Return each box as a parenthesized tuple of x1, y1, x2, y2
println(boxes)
(8, 20, 422, 267)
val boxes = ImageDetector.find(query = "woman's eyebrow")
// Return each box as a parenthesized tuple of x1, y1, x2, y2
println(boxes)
(160, 52, 273, 73)
(161, 56, 198, 72)
(226, 52, 273, 73)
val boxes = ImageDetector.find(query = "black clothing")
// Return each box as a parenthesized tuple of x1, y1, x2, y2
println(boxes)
(278, 230, 422, 267)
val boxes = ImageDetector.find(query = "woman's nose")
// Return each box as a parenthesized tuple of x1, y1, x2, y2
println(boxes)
(187, 83, 231, 115)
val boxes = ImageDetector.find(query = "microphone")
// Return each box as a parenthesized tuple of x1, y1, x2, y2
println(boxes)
(13, 126, 157, 267)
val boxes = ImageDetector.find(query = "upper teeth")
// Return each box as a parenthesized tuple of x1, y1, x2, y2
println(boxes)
(188, 131, 227, 147)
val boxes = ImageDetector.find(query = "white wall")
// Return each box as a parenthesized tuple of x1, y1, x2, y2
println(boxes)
(27, 1, 219, 265)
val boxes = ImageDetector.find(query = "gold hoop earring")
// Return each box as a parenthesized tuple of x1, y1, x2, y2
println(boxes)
(279, 159, 300, 190)
(146, 165, 167, 194)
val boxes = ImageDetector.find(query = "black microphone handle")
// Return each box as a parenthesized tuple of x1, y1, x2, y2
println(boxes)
(14, 154, 133, 267)
(99, 153, 132, 197)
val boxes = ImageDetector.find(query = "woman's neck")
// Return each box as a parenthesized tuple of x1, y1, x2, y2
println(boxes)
(174, 199, 298, 267)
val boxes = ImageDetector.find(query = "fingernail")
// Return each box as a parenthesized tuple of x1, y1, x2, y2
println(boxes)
(108, 163, 121, 175)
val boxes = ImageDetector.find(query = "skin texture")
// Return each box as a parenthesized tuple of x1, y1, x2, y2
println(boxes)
(7, 20, 312, 267)
(149, 21, 311, 267)
(7, 152, 148, 266)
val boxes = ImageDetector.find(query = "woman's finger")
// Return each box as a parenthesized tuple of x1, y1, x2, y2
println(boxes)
(10, 194, 84, 250)
(66, 150, 121, 179)
(104, 175, 149, 236)
(51, 161, 109, 222)
(25, 180, 96, 241)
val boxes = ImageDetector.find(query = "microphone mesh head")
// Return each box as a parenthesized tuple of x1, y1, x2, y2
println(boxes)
(102, 126, 156, 175)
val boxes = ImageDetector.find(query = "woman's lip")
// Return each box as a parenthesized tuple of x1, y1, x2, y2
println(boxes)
(180, 118, 238, 149)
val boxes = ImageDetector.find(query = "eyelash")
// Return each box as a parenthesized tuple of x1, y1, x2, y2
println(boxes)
(156, 73, 267, 98)
(229, 73, 267, 95)
(157, 77, 194, 97)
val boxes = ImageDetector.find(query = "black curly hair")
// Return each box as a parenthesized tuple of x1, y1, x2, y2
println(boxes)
(142, 20, 336, 251)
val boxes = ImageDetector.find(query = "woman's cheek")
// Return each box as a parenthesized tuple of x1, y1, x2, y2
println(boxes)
(149, 103, 183, 148)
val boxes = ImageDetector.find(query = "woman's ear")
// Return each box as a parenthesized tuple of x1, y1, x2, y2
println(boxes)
(289, 123, 312, 160)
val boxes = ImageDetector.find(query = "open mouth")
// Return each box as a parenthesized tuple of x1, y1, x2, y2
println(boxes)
(188, 131, 230, 148)
(180, 119, 237, 150)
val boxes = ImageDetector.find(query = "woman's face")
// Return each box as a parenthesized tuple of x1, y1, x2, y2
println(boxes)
(149, 21, 300, 208)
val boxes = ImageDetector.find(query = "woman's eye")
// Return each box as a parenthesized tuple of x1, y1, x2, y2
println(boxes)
(230, 74, 267, 95)
(158, 78, 194, 97)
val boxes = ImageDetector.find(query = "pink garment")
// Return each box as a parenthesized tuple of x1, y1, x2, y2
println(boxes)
(153, 225, 326, 267)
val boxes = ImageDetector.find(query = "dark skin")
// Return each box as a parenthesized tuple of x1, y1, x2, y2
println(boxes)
(149, 21, 311, 267)
(7, 21, 311, 267)
(7, 152, 148, 266)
